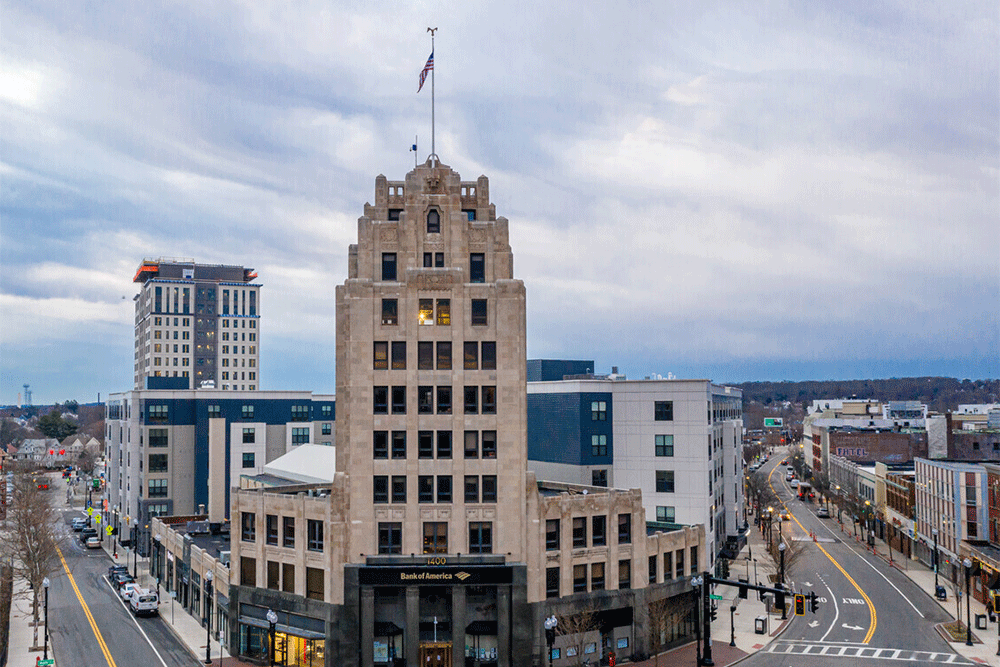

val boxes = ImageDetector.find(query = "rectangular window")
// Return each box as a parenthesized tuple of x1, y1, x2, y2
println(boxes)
(373, 386, 388, 414)
(591, 562, 606, 591)
(436, 342, 452, 369)
(148, 405, 169, 423)
(381, 298, 398, 325)
(291, 405, 309, 422)
(266, 515, 278, 545)
(437, 386, 452, 414)
(148, 429, 168, 447)
(469, 522, 492, 554)
(618, 514, 632, 544)
(690, 546, 698, 574)
(573, 564, 587, 593)
(321, 423, 331, 435)
(373, 431, 388, 459)
(464, 431, 478, 458)
(573, 517, 587, 548)
(619, 560, 631, 590)
(423, 252, 433, 267)
(546, 519, 560, 550)
(241, 512, 256, 542)
(470, 253, 485, 283)
(149, 454, 168, 473)
(374, 476, 389, 503)
(282, 563, 295, 593)
(471, 299, 488, 326)
(391, 386, 406, 414)
(437, 431, 452, 459)
(591, 434, 608, 457)
(418, 476, 434, 503)
(649, 555, 658, 584)
(306, 568, 323, 601)
(419, 299, 434, 325)
(307, 519, 324, 552)
(482, 431, 497, 459)
(464, 342, 479, 369)
(291, 427, 309, 444)
(321, 405, 332, 419)
(207, 405, 221, 418)
(267, 561, 279, 590)
(656, 470, 675, 493)
(481, 386, 497, 414)
(242, 405, 254, 420)
(391, 431, 406, 459)
(418, 431, 434, 459)
(656, 506, 676, 523)
(381, 253, 397, 281)
(435, 252, 444, 267)
(654, 401, 674, 421)
(592, 515, 606, 546)
(283, 516, 295, 548)
(664, 552, 673, 580)
(423, 522, 447, 554)
(676, 550, 685, 578)
(481, 342, 496, 370)
(465, 476, 479, 503)
(241, 557, 256, 587)
(436, 299, 450, 325)
(373, 342, 389, 369)
(418, 342, 434, 369)
(241, 452, 255, 469)
(378, 523, 402, 554)
(243, 428, 255, 443)
(482, 475, 497, 503)
(464, 386, 479, 414)
(437, 475, 452, 503)
(391, 476, 407, 503)
(592, 470, 608, 487)
(546, 567, 560, 599)
(418, 386, 433, 414)
(391, 341, 406, 369)
(148, 479, 168, 498)
(655, 435, 674, 457)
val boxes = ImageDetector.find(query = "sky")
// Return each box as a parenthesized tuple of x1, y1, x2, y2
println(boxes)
(2, 1, 997, 406)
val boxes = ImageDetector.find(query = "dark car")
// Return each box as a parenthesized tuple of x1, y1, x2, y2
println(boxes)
(108, 564, 129, 579)
(111, 571, 135, 590)
(79, 528, 98, 544)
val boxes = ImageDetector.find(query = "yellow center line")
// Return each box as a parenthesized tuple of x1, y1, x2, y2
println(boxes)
(56, 545, 118, 667)
(767, 458, 877, 644)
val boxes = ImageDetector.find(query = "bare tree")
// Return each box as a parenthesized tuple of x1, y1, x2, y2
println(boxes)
(647, 592, 695, 667)
(767, 536, 805, 582)
(0, 468, 64, 649)
(554, 602, 602, 666)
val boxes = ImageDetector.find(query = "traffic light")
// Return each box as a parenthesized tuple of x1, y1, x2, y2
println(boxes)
(738, 579, 748, 599)
(809, 591, 820, 613)
(709, 604, 718, 622)
(794, 594, 805, 616)
(774, 591, 786, 611)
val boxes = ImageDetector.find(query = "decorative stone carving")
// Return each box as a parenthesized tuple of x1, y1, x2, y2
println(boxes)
(409, 271, 456, 289)
(468, 228, 487, 244)
(379, 225, 399, 243)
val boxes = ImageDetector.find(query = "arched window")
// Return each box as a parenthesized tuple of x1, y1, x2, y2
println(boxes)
(427, 209, 440, 233)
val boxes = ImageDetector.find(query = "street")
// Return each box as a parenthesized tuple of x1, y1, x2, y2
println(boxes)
(740, 454, 968, 666)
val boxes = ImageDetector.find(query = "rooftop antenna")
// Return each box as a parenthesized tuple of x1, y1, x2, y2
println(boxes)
(410, 135, 418, 168)
(418, 28, 438, 165)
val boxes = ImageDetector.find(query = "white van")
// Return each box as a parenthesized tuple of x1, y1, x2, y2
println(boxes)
(128, 587, 159, 616)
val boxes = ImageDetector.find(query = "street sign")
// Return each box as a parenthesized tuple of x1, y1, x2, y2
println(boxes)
(710, 594, 723, 600)
(38, 660, 54, 666)
(764, 418, 784, 427)
(106, 525, 113, 535)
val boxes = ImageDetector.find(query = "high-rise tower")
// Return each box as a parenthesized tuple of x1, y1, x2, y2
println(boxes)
(133, 258, 261, 390)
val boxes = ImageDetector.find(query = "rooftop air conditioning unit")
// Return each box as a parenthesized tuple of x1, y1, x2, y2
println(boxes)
(219, 550, 231, 567)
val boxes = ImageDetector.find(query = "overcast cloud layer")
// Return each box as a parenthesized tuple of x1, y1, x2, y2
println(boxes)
(2, 1, 997, 405)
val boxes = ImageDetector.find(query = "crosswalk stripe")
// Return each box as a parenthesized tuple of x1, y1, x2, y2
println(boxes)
(765, 642, 973, 664)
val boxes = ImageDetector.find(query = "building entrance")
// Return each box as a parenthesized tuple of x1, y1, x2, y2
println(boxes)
(419, 642, 451, 667)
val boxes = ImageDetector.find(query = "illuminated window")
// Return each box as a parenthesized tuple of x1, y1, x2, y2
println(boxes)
(418, 299, 434, 325)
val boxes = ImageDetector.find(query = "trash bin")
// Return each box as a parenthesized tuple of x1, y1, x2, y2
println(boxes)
(935, 585, 947, 600)
(755, 616, 767, 635)
(975, 614, 988, 630)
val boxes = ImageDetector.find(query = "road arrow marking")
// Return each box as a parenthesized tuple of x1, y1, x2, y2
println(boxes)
(808, 621, 819, 627)
(803, 582, 813, 587)
(842, 623, 864, 631)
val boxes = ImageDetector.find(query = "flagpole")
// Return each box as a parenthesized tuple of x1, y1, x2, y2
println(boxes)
(427, 27, 437, 163)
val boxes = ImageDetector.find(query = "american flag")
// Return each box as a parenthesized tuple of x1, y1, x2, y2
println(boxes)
(418, 51, 434, 92)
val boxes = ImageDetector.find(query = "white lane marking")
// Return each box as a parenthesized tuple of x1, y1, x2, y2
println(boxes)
(819, 575, 841, 642)
(103, 576, 169, 667)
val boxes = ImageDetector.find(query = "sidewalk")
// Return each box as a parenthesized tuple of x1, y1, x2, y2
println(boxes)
(6, 571, 53, 667)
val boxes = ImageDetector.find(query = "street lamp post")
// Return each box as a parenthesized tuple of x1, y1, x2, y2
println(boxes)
(729, 604, 736, 647)
(543, 615, 557, 667)
(691, 576, 703, 666)
(932, 528, 939, 590)
(963, 558, 973, 646)
(42, 577, 50, 661)
(778, 542, 786, 585)
(266, 609, 278, 666)
(204, 570, 213, 665)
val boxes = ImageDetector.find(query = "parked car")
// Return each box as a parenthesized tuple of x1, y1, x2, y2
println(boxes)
(128, 587, 159, 616)
(85, 536, 102, 549)
(111, 572, 135, 590)
(816, 507, 830, 518)
(108, 564, 129, 579)
(71, 517, 88, 531)
(119, 582, 137, 601)
(790, 479, 799, 488)
(79, 528, 98, 544)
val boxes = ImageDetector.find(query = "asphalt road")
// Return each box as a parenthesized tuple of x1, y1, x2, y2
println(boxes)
(45, 482, 199, 667)
(740, 450, 969, 666)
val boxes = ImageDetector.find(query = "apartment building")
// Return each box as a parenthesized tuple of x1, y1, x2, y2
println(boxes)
(525, 364, 744, 565)
(105, 381, 335, 553)
(225, 159, 706, 667)
(133, 258, 261, 391)
(913, 458, 989, 579)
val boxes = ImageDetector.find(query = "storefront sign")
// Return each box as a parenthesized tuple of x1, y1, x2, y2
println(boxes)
(359, 566, 512, 586)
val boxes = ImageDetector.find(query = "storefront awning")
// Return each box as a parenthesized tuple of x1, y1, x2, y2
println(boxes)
(466, 620, 498, 635)
(375, 622, 404, 636)
(238, 616, 325, 640)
